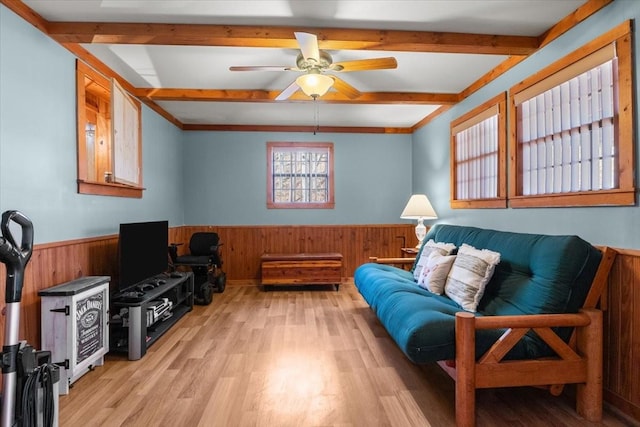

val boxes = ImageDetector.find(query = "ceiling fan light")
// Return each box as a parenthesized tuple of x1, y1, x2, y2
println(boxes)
(296, 73, 334, 98)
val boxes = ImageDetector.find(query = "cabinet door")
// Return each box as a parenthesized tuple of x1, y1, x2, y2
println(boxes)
(72, 285, 109, 373)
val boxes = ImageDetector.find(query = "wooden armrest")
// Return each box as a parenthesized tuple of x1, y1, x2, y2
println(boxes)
(456, 309, 601, 366)
(470, 311, 592, 330)
(368, 257, 415, 264)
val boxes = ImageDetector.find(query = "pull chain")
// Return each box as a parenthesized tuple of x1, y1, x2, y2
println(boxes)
(313, 97, 320, 135)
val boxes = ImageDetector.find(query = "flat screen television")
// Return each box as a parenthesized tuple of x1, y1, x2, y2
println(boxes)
(117, 220, 169, 291)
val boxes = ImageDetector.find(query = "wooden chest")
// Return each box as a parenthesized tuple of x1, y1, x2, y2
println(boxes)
(260, 252, 343, 290)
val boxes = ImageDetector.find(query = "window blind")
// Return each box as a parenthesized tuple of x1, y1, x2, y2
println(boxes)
(515, 45, 617, 196)
(454, 113, 499, 200)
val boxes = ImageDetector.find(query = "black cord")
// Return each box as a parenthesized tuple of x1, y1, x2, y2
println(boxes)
(20, 369, 37, 426)
(20, 364, 55, 427)
(41, 364, 55, 427)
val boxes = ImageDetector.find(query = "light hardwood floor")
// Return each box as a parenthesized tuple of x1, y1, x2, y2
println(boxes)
(59, 281, 633, 426)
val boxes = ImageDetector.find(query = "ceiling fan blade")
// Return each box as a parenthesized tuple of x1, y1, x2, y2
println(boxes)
(275, 80, 300, 101)
(331, 57, 398, 72)
(294, 32, 320, 62)
(229, 65, 298, 72)
(331, 76, 361, 99)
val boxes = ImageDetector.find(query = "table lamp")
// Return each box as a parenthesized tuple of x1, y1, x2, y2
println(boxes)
(400, 194, 438, 248)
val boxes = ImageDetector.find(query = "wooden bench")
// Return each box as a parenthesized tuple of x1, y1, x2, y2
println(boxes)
(260, 253, 343, 290)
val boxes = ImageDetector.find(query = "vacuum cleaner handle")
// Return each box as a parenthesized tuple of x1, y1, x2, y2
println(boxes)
(0, 210, 34, 303)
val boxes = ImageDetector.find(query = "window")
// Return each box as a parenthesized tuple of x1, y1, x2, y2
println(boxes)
(267, 142, 334, 209)
(76, 60, 143, 198)
(450, 93, 507, 208)
(509, 22, 635, 207)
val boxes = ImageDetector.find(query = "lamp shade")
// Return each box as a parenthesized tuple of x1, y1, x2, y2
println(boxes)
(296, 73, 334, 98)
(400, 194, 438, 220)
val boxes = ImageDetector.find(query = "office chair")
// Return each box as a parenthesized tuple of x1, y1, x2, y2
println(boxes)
(169, 232, 226, 305)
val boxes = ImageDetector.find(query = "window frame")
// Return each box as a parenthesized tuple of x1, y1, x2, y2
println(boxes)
(508, 21, 635, 208)
(450, 92, 508, 209)
(266, 141, 335, 209)
(76, 60, 143, 198)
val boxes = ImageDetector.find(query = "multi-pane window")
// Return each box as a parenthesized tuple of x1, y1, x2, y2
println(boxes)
(267, 142, 334, 209)
(450, 93, 507, 209)
(509, 22, 634, 207)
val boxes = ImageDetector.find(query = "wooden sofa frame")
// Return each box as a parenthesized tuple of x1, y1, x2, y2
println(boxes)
(372, 246, 617, 427)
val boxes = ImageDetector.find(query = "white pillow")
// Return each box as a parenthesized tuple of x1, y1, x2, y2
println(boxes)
(417, 252, 456, 294)
(444, 244, 501, 312)
(413, 239, 457, 281)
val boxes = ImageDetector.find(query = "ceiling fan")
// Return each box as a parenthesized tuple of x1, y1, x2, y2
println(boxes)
(229, 32, 398, 100)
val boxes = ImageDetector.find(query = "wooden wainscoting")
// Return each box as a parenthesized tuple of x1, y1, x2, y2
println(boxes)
(0, 227, 186, 352)
(603, 248, 640, 422)
(179, 224, 416, 281)
(0, 224, 414, 350)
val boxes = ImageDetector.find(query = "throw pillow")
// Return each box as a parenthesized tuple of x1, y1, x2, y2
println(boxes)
(413, 239, 457, 281)
(417, 252, 456, 294)
(444, 244, 501, 312)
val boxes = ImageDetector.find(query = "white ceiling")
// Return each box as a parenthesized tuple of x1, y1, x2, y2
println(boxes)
(20, 0, 588, 130)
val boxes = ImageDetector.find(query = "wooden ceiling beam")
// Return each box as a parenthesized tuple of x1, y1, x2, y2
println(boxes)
(0, 0, 49, 33)
(46, 23, 538, 55)
(134, 88, 460, 105)
(181, 123, 412, 134)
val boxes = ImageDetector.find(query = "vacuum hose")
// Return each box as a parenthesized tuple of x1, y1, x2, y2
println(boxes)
(1, 210, 34, 427)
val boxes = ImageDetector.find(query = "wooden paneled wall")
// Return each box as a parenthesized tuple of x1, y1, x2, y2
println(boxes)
(603, 248, 640, 421)
(0, 227, 187, 352)
(1, 224, 639, 422)
(0, 224, 414, 349)
(180, 224, 417, 281)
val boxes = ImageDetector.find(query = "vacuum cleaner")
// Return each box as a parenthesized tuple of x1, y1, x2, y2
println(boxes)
(1, 210, 59, 427)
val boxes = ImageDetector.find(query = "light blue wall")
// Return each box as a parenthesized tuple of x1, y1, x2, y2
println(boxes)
(0, 5, 184, 243)
(0, 3, 410, 243)
(4, 1, 639, 248)
(412, 0, 640, 249)
(182, 131, 412, 225)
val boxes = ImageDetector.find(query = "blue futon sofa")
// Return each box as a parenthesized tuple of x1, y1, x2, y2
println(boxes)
(354, 224, 615, 426)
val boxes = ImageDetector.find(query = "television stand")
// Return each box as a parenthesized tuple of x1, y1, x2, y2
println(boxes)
(110, 272, 194, 360)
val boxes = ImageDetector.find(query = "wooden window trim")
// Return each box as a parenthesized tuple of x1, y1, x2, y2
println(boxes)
(76, 60, 143, 198)
(450, 92, 507, 209)
(507, 188, 635, 208)
(77, 180, 144, 198)
(508, 21, 635, 208)
(266, 142, 335, 209)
